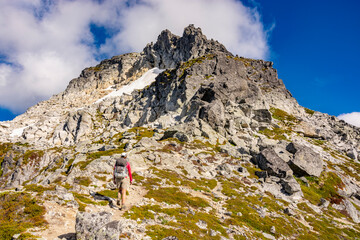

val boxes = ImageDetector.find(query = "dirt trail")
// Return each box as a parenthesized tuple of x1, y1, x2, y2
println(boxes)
(35, 184, 146, 240)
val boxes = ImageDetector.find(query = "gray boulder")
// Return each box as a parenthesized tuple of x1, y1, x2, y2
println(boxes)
(281, 176, 302, 195)
(76, 211, 119, 240)
(343, 199, 360, 223)
(44, 185, 74, 201)
(252, 109, 272, 123)
(286, 143, 323, 177)
(161, 130, 189, 142)
(133, 137, 161, 149)
(255, 148, 293, 178)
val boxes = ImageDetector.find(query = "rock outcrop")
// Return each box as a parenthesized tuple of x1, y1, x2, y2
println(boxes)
(286, 142, 323, 177)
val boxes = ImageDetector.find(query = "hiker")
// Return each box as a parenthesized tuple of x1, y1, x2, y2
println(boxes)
(113, 152, 132, 210)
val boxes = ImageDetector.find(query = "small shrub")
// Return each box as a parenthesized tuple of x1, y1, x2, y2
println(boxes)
(259, 127, 288, 140)
(86, 146, 125, 161)
(270, 107, 298, 124)
(128, 127, 155, 141)
(23, 150, 44, 165)
(146, 187, 209, 208)
(24, 184, 55, 195)
(296, 172, 344, 205)
(74, 177, 92, 187)
(305, 108, 315, 115)
(97, 190, 118, 199)
(0, 192, 47, 239)
(94, 175, 107, 181)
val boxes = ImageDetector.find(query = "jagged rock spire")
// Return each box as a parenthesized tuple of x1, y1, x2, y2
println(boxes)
(142, 24, 232, 69)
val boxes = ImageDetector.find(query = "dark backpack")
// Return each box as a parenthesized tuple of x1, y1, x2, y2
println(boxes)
(114, 157, 128, 179)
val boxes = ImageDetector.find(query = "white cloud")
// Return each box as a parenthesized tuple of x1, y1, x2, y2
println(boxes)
(338, 112, 360, 128)
(0, 0, 269, 113)
(104, 0, 269, 59)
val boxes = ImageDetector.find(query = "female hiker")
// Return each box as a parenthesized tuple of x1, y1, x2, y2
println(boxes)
(113, 152, 132, 210)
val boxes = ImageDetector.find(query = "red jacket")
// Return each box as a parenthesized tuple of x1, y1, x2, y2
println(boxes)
(113, 161, 133, 183)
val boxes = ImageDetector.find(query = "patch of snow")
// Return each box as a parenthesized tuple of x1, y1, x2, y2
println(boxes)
(96, 67, 164, 103)
(10, 126, 28, 137)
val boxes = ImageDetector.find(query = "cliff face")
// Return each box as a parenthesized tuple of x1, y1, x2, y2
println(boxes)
(0, 25, 360, 239)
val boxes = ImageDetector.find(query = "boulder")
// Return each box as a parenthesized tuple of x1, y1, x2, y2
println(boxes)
(160, 130, 190, 142)
(280, 176, 302, 195)
(199, 99, 225, 129)
(286, 143, 323, 177)
(76, 211, 119, 240)
(252, 109, 272, 123)
(292, 121, 320, 138)
(255, 148, 293, 178)
(44, 185, 74, 201)
(219, 143, 242, 158)
(346, 148, 358, 160)
(216, 163, 231, 175)
(133, 137, 161, 148)
(344, 199, 360, 223)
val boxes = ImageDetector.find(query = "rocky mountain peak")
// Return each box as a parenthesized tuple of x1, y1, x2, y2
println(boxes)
(142, 24, 231, 69)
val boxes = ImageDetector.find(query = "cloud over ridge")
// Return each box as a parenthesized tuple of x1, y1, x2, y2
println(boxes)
(338, 112, 360, 128)
(0, 0, 269, 113)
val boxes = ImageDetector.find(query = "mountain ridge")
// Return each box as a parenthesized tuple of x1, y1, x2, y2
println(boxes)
(0, 25, 359, 239)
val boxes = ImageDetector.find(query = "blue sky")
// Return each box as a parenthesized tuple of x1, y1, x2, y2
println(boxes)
(250, 0, 360, 118)
(0, 0, 359, 126)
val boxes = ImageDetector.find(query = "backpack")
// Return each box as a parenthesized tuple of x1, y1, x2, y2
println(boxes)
(114, 157, 128, 179)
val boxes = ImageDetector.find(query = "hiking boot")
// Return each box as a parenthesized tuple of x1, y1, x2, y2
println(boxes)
(116, 199, 121, 206)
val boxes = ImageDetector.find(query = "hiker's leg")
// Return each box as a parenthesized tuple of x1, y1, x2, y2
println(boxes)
(121, 179, 129, 205)
(117, 188, 121, 205)
(121, 187, 126, 204)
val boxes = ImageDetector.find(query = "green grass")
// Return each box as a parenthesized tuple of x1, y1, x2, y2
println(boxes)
(146, 187, 209, 208)
(224, 194, 305, 238)
(74, 176, 92, 187)
(259, 127, 288, 140)
(64, 158, 75, 171)
(132, 172, 145, 182)
(227, 55, 254, 67)
(220, 177, 244, 197)
(243, 162, 262, 179)
(128, 127, 155, 141)
(188, 139, 223, 154)
(0, 192, 47, 239)
(88, 65, 102, 72)
(270, 107, 297, 123)
(94, 175, 107, 181)
(296, 172, 344, 205)
(48, 158, 63, 172)
(304, 108, 315, 115)
(24, 184, 55, 195)
(22, 150, 44, 165)
(85, 145, 125, 161)
(146, 225, 194, 240)
(72, 192, 107, 206)
(97, 189, 118, 199)
(304, 215, 358, 239)
(150, 168, 217, 192)
(127, 204, 226, 240)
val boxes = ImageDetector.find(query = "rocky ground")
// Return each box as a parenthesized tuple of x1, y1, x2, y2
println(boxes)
(0, 25, 359, 240)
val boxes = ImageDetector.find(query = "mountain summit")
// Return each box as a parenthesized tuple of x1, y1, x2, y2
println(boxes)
(0, 25, 359, 239)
